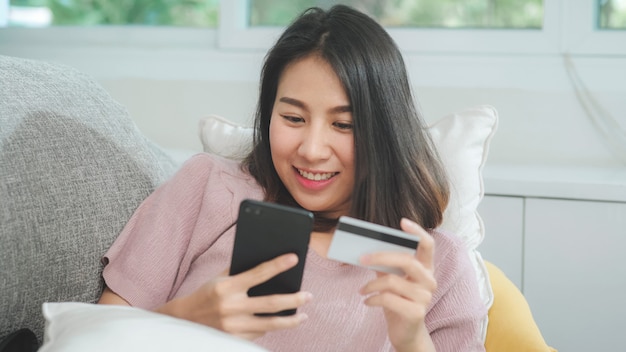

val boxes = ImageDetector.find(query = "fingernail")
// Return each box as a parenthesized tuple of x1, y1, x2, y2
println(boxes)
(298, 313, 308, 322)
(284, 254, 298, 265)
(360, 254, 371, 265)
(401, 217, 418, 228)
(302, 291, 313, 302)
(402, 218, 422, 237)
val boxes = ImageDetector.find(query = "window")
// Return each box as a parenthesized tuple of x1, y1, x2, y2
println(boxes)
(1, 0, 219, 51)
(249, 0, 543, 29)
(599, 0, 626, 29)
(1, 0, 625, 56)
(5, 0, 219, 27)
(218, 0, 626, 55)
(564, 0, 626, 55)
(219, 0, 559, 54)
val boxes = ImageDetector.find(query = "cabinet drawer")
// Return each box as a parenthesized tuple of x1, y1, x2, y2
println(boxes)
(478, 195, 524, 290)
(524, 198, 626, 352)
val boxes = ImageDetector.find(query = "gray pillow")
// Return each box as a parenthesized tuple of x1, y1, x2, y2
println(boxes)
(0, 55, 177, 343)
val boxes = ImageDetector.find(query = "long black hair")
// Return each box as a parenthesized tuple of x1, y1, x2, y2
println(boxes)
(243, 5, 449, 231)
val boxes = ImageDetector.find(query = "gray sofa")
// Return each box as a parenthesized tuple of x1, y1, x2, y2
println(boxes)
(0, 54, 178, 345)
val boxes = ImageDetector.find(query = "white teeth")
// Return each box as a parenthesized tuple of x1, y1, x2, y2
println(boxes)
(298, 169, 336, 181)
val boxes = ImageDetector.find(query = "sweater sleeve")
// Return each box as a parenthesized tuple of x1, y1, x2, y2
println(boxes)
(102, 154, 238, 310)
(426, 231, 488, 352)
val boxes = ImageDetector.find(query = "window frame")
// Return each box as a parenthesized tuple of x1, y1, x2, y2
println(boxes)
(219, 0, 564, 55)
(1, 0, 625, 60)
(0, 0, 7, 27)
(563, 0, 626, 55)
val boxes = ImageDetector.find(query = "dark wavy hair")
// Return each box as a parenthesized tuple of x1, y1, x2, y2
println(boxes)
(243, 5, 449, 231)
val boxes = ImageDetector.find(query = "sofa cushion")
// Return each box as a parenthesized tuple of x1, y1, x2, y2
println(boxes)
(484, 261, 558, 351)
(0, 55, 176, 343)
(38, 302, 268, 352)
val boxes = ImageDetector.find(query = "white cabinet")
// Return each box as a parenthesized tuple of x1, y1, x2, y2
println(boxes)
(524, 198, 626, 352)
(477, 195, 524, 290)
(478, 165, 626, 352)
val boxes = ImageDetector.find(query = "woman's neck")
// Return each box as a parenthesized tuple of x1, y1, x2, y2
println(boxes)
(309, 231, 334, 258)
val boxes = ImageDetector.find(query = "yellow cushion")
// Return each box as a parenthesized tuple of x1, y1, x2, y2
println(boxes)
(484, 261, 557, 352)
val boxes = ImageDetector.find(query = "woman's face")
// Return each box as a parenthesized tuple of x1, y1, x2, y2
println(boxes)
(269, 55, 355, 218)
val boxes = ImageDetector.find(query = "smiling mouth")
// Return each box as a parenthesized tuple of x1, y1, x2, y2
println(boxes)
(297, 169, 338, 181)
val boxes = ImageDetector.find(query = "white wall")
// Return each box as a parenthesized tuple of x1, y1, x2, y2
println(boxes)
(100, 54, 626, 168)
(2, 30, 625, 168)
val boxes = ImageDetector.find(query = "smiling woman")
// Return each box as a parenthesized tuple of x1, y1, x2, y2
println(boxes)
(95, 5, 488, 352)
(268, 55, 355, 221)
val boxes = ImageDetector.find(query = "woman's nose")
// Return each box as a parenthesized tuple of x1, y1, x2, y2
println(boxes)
(297, 126, 331, 161)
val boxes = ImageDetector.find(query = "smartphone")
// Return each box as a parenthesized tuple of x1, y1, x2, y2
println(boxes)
(229, 199, 314, 316)
(327, 216, 419, 275)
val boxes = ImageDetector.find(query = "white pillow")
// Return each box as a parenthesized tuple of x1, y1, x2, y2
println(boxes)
(199, 105, 498, 337)
(198, 114, 254, 160)
(39, 302, 268, 352)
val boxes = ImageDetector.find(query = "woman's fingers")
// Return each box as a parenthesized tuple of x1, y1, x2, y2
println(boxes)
(358, 218, 437, 321)
(231, 253, 299, 290)
(359, 218, 434, 279)
(204, 253, 311, 318)
(360, 272, 420, 297)
(222, 312, 309, 339)
(360, 251, 434, 288)
(359, 270, 436, 309)
(363, 290, 429, 318)
(400, 218, 435, 271)
(246, 291, 313, 315)
(195, 281, 311, 337)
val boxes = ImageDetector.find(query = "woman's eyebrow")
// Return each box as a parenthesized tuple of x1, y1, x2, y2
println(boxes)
(279, 96, 306, 109)
(331, 105, 352, 113)
(278, 96, 352, 114)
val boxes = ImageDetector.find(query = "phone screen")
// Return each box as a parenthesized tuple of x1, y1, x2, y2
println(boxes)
(229, 199, 314, 316)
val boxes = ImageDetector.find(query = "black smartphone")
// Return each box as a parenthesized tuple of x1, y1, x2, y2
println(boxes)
(229, 199, 314, 316)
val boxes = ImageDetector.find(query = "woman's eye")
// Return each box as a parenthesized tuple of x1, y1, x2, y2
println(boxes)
(282, 115, 303, 123)
(334, 122, 353, 131)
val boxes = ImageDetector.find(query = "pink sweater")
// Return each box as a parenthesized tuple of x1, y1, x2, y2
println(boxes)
(103, 153, 487, 352)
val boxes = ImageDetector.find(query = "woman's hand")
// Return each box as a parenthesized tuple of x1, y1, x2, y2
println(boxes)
(157, 253, 312, 340)
(359, 218, 437, 352)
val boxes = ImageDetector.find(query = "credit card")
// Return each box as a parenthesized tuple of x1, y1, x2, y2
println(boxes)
(327, 216, 419, 275)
